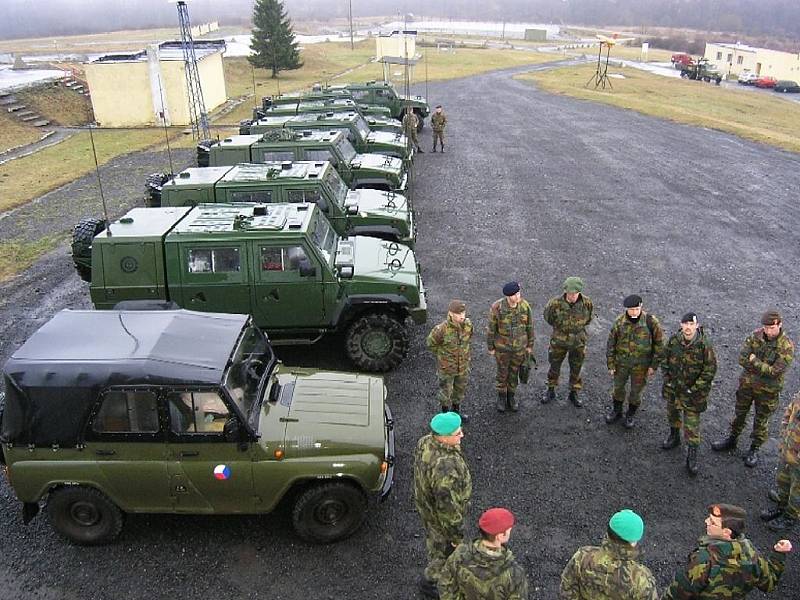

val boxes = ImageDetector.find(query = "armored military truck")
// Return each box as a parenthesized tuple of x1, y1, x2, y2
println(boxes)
(329, 81, 429, 130)
(144, 162, 414, 247)
(197, 130, 409, 193)
(679, 58, 722, 84)
(73, 203, 426, 372)
(255, 91, 393, 121)
(0, 309, 395, 545)
(240, 112, 410, 162)
(257, 98, 393, 121)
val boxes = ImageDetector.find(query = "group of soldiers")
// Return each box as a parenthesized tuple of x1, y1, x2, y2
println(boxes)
(403, 105, 448, 153)
(416, 276, 799, 598)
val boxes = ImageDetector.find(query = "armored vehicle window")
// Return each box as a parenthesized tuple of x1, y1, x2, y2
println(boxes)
(305, 149, 336, 165)
(256, 150, 294, 162)
(375, 89, 389, 98)
(228, 190, 273, 204)
(187, 248, 241, 273)
(309, 216, 337, 264)
(323, 170, 348, 205)
(354, 117, 370, 139)
(261, 245, 309, 273)
(350, 90, 369, 101)
(168, 391, 231, 434)
(335, 138, 358, 162)
(93, 390, 159, 434)
(286, 189, 323, 208)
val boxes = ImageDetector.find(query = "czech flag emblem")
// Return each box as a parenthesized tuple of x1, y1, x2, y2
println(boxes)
(213, 464, 231, 480)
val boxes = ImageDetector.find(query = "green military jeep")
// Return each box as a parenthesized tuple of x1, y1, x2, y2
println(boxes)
(197, 130, 409, 193)
(241, 112, 411, 162)
(256, 91, 393, 121)
(72, 203, 426, 372)
(257, 98, 393, 121)
(0, 309, 395, 545)
(144, 162, 414, 247)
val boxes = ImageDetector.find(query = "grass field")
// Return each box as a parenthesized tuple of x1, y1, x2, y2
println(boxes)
(519, 64, 800, 153)
(0, 234, 66, 282)
(0, 115, 41, 154)
(14, 85, 93, 126)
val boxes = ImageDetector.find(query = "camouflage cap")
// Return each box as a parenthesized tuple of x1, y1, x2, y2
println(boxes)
(761, 310, 782, 326)
(430, 412, 462, 436)
(608, 509, 644, 543)
(448, 300, 466, 314)
(478, 508, 515, 535)
(709, 503, 746, 534)
(563, 277, 584, 293)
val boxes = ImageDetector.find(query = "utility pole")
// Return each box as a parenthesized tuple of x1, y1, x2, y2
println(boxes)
(175, 0, 210, 140)
(348, 0, 354, 50)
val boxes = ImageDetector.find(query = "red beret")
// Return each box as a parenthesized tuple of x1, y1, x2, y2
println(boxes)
(478, 508, 515, 535)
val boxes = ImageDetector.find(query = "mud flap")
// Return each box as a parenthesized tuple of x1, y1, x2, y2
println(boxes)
(22, 502, 40, 525)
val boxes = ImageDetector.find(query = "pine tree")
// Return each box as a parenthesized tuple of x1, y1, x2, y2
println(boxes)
(248, 0, 303, 79)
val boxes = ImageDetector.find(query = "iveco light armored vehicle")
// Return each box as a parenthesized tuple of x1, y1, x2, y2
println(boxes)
(329, 81, 429, 128)
(254, 91, 393, 121)
(197, 130, 409, 193)
(73, 203, 426, 372)
(0, 309, 395, 545)
(257, 98, 393, 120)
(144, 162, 414, 247)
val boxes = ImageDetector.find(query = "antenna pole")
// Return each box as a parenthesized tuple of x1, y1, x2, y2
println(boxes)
(157, 76, 175, 174)
(348, 0, 354, 50)
(88, 124, 111, 236)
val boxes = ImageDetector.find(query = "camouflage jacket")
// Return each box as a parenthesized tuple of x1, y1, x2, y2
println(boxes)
(487, 298, 534, 354)
(427, 316, 473, 375)
(738, 329, 794, 393)
(431, 111, 447, 132)
(661, 328, 717, 412)
(560, 535, 658, 600)
(662, 535, 786, 600)
(606, 312, 664, 371)
(780, 392, 800, 466)
(439, 539, 529, 600)
(543, 294, 593, 348)
(402, 112, 419, 134)
(413, 433, 472, 542)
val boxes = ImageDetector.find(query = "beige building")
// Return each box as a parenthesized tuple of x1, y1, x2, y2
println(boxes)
(704, 42, 800, 80)
(85, 40, 227, 127)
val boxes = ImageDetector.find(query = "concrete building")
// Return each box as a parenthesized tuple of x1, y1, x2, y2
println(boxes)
(85, 40, 227, 127)
(704, 42, 800, 80)
(375, 31, 419, 83)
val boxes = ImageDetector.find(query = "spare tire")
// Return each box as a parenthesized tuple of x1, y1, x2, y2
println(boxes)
(71, 217, 107, 283)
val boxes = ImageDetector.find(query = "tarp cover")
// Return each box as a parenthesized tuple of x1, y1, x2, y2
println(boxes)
(1, 309, 248, 447)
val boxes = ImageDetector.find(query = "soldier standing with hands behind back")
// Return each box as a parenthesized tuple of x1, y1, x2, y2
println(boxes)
(427, 300, 473, 420)
(431, 105, 447, 152)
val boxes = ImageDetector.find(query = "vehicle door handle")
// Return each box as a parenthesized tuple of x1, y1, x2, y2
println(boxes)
(94, 449, 116, 456)
(191, 292, 206, 303)
(180, 450, 199, 457)
(264, 288, 279, 301)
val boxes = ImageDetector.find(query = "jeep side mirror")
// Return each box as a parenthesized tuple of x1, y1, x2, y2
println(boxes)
(298, 259, 316, 277)
(223, 418, 240, 442)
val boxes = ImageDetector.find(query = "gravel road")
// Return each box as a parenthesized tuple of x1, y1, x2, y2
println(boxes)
(1, 64, 799, 599)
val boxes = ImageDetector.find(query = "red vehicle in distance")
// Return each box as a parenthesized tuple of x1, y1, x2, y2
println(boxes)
(755, 76, 778, 88)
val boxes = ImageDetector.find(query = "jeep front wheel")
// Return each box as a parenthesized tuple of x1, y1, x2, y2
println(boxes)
(47, 486, 124, 545)
(345, 313, 408, 372)
(71, 217, 107, 282)
(292, 482, 368, 544)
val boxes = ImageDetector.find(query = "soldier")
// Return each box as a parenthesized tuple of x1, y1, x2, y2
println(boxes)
(414, 412, 472, 599)
(605, 295, 664, 428)
(560, 509, 658, 600)
(712, 310, 795, 467)
(660, 312, 717, 476)
(487, 282, 534, 413)
(439, 507, 529, 600)
(402, 107, 424, 153)
(543, 276, 593, 408)
(760, 391, 800, 533)
(427, 300, 473, 419)
(431, 104, 447, 153)
(662, 503, 792, 599)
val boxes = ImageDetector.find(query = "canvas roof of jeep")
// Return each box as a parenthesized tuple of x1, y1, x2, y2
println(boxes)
(1, 309, 249, 446)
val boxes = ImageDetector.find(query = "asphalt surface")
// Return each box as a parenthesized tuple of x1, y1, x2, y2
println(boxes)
(1, 63, 800, 599)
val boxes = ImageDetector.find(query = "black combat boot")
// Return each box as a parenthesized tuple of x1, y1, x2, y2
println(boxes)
(417, 147, 424, 153)
(711, 433, 738, 451)
(605, 402, 623, 424)
(768, 489, 781, 503)
(744, 446, 759, 468)
(507, 390, 519, 412)
(568, 390, 583, 407)
(686, 446, 699, 476)
(440, 405, 450, 414)
(496, 392, 506, 413)
(452, 404, 469, 424)
(431, 147, 437, 152)
(760, 506, 784, 522)
(767, 515, 798, 533)
(419, 576, 439, 599)
(662, 428, 681, 450)
(441, 145, 445, 153)
(542, 387, 555, 404)
(623, 405, 638, 429)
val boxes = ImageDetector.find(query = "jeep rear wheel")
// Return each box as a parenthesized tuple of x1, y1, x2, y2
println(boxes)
(47, 486, 124, 545)
(71, 217, 107, 282)
(345, 313, 408, 372)
(292, 482, 368, 544)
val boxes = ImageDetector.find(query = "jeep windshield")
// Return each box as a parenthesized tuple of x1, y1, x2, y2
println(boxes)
(224, 323, 275, 420)
(323, 168, 349, 209)
(353, 116, 371, 141)
(335, 137, 358, 163)
(309, 212, 338, 265)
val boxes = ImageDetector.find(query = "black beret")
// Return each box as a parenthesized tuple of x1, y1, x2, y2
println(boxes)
(623, 294, 642, 308)
(503, 282, 521, 296)
(681, 312, 698, 324)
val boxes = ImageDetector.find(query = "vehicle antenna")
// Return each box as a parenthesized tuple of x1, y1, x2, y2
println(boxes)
(88, 123, 111, 236)
(424, 46, 428, 100)
(251, 64, 257, 109)
(157, 76, 175, 175)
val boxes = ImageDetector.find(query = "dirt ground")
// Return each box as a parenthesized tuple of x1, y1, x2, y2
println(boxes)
(1, 64, 799, 599)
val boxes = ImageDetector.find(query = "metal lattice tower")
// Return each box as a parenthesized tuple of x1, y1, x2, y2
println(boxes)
(176, 1, 210, 139)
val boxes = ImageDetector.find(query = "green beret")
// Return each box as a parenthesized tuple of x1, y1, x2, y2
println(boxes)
(430, 412, 462, 435)
(609, 509, 644, 543)
(563, 277, 584, 293)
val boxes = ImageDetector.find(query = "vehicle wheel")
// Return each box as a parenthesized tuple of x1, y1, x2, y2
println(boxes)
(345, 313, 409, 372)
(46, 486, 124, 545)
(292, 482, 368, 544)
(71, 217, 107, 282)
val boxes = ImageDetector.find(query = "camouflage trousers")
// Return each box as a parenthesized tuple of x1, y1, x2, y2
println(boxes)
(495, 350, 528, 393)
(775, 460, 800, 519)
(432, 130, 445, 150)
(437, 372, 468, 408)
(406, 128, 421, 150)
(730, 380, 780, 449)
(547, 343, 586, 391)
(423, 527, 455, 582)
(612, 365, 649, 408)
(666, 397, 702, 447)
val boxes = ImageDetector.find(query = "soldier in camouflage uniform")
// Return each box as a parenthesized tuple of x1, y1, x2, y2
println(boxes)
(402, 108, 424, 153)
(661, 312, 717, 476)
(427, 300, 473, 418)
(662, 503, 792, 599)
(605, 295, 664, 429)
(760, 391, 800, 534)
(439, 507, 529, 600)
(543, 276, 593, 408)
(431, 105, 447, 152)
(560, 509, 658, 600)
(712, 310, 795, 467)
(487, 282, 534, 413)
(414, 412, 473, 598)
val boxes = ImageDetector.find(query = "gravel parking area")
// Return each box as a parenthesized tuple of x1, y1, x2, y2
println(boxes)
(1, 64, 799, 599)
